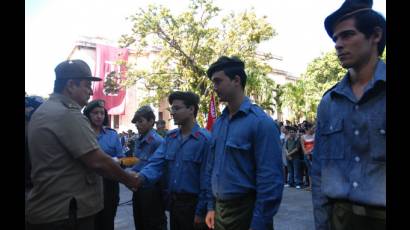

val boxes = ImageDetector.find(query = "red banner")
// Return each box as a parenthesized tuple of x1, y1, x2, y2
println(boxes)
(92, 44, 129, 115)
(206, 93, 217, 131)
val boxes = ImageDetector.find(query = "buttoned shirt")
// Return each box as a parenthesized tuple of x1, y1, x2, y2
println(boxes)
(138, 123, 211, 216)
(26, 93, 103, 224)
(206, 97, 284, 230)
(97, 127, 125, 158)
(131, 129, 164, 188)
(312, 60, 386, 229)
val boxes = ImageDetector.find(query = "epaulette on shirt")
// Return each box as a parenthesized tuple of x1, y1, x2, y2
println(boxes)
(167, 129, 179, 138)
(63, 101, 79, 110)
(322, 82, 339, 97)
(249, 103, 266, 117)
(104, 127, 118, 133)
(146, 135, 154, 143)
(194, 129, 210, 141)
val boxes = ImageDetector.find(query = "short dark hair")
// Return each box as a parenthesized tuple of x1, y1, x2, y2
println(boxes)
(207, 56, 247, 89)
(338, 10, 386, 56)
(168, 91, 200, 117)
(53, 78, 82, 93)
(156, 119, 166, 125)
(304, 122, 313, 130)
(132, 105, 156, 124)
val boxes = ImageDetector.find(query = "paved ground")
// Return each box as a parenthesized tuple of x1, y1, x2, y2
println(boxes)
(114, 184, 314, 230)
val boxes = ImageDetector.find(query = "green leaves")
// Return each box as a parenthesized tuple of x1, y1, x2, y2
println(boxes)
(119, 0, 277, 125)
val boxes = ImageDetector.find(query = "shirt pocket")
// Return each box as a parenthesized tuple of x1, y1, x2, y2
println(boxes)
(369, 116, 386, 162)
(164, 150, 176, 161)
(85, 171, 98, 185)
(319, 118, 344, 159)
(137, 147, 150, 160)
(182, 143, 203, 163)
(225, 139, 252, 155)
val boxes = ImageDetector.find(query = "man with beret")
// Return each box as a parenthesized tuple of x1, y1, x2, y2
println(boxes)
(205, 56, 284, 230)
(130, 105, 166, 230)
(312, 0, 386, 229)
(26, 59, 140, 230)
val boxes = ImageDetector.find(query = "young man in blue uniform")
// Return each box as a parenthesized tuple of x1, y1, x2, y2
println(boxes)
(133, 91, 211, 230)
(312, 0, 386, 229)
(130, 105, 166, 230)
(205, 56, 284, 230)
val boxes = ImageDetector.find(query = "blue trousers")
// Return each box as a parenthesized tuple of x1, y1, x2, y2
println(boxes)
(286, 158, 303, 186)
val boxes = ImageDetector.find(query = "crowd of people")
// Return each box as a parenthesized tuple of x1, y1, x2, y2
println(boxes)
(279, 121, 315, 191)
(25, 1, 385, 230)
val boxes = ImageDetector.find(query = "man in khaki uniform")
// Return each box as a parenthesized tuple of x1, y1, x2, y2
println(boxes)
(26, 59, 140, 230)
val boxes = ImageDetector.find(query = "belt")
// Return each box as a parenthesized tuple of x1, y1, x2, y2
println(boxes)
(215, 191, 256, 204)
(170, 193, 198, 202)
(333, 199, 386, 220)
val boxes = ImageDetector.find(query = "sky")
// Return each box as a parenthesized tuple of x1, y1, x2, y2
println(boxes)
(25, 0, 386, 97)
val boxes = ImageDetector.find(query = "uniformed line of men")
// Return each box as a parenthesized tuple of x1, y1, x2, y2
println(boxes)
(26, 1, 386, 229)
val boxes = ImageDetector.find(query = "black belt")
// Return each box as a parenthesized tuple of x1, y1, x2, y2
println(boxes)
(332, 199, 386, 220)
(170, 193, 198, 202)
(215, 191, 256, 204)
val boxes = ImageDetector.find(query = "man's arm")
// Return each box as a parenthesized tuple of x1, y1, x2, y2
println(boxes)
(80, 148, 140, 190)
(300, 135, 308, 154)
(250, 117, 284, 230)
(205, 138, 216, 229)
(138, 142, 168, 184)
(311, 102, 332, 230)
(196, 137, 211, 218)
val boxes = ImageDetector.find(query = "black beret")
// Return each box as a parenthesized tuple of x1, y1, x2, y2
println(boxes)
(324, 0, 373, 38)
(84, 99, 106, 115)
(206, 56, 245, 79)
(131, 105, 154, 123)
(55, 59, 101, 81)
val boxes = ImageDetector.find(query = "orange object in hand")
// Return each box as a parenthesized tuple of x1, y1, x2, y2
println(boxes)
(120, 157, 140, 167)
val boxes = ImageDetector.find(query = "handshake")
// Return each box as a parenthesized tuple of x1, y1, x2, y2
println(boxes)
(125, 171, 145, 192)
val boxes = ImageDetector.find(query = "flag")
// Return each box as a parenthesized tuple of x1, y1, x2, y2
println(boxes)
(92, 44, 129, 115)
(206, 93, 217, 131)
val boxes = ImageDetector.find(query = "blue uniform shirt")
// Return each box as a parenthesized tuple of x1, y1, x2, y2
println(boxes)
(97, 127, 125, 158)
(312, 60, 386, 229)
(132, 129, 164, 189)
(206, 96, 284, 230)
(139, 123, 211, 216)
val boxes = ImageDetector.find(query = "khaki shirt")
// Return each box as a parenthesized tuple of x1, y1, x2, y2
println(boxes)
(26, 93, 103, 224)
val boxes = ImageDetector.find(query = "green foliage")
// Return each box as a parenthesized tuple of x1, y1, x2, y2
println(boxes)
(118, 0, 277, 124)
(281, 47, 386, 123)
(281, 51, 345, 123)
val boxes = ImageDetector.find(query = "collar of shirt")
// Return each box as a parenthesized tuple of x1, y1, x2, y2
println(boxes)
(331, 59, 386, 102)
(49, 93, 82, 110)
(96, 127, 108, 139)
(139, 129, 156, 144)
(221, 96, 252, 118)
(171, 123, 202, 140)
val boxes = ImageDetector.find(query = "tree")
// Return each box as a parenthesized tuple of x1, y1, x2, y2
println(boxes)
(283, 47, 386, 123)
(118, 0, 278, 124)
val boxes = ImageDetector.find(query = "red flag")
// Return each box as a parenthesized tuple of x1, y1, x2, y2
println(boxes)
(92, 44, 129, 115)
(206, 93, 217, 131)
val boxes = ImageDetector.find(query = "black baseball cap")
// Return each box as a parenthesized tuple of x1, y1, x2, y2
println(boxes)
(54, 59, 101, 81)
